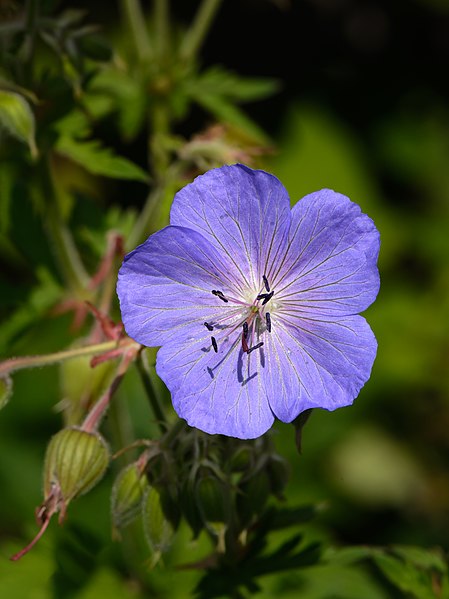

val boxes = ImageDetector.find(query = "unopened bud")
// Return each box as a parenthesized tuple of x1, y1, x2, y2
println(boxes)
(44, 427, 109, 519)
(229, 445, 252, 473)
(180, 479, 203, 539)
(196, 475, 230, 536)
(267, 455, 290, 498)
(237, 469, 271, 528)
(142, 486, 174, 556)
(111, 461, 149, 532)
(59, 351, 113, 425)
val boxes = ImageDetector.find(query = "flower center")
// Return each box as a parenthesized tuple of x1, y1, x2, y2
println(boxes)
(205, 275, 274, 356)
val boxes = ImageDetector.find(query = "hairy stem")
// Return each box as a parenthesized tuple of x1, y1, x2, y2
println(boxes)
(136, 354, 167, 433)
(0, 339, 137, 377)
(82, 349, 136, 432)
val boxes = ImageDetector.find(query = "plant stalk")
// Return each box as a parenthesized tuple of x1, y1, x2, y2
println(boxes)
(180, 0, 223, 63)
(121, 0, 153, 62)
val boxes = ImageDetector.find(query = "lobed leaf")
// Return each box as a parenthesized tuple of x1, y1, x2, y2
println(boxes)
(55, 136, 150, 183)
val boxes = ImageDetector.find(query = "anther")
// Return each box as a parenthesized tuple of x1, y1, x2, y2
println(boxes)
(265, 312, 271, 333)
(211, 336, 218, 352)
(242, 322, 249, 339)
(212, 289, 228, 303)
(256, 291, 274, 305)
(262, 274, 270, 292)
(204, 322, 214, 331)
(247, 341, 264, 355)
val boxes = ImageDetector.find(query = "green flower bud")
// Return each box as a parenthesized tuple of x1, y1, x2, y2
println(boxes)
(142, 486, 174, 557)
(44, 427, 109, 519)
(111, 462, 149, 532)
(196, 474, 230, 535)
(267, 455, 290, 498)
(180, 478, 203, 540)
(237, 469, 271, 528)
(59, 350, 114, 425)
(229, 445, 252, 473)
(0, 374, 12, 410)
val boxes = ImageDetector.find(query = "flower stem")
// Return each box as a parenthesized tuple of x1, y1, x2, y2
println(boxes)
(136, 353, 167, 433)
(180, 0, 223, 63)
(82, 349, 136, 432)
(45, 209, 90, 294)
(120, 0, 153, 62)
(0, 339, 136, 377)
(160, 417, 186, 448)
(40, 157, 90, 294)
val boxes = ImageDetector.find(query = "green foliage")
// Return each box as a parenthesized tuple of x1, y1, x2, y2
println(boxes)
(371, 548, 447, 599)
(0, 90, 37, 157)
(55, 136, 150, 183)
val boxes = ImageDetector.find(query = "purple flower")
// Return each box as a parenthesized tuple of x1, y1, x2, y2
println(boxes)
(117, 165, 380, 439)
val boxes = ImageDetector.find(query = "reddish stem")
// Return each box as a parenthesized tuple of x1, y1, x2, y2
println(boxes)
(82, 349, 137, 433)
(10, 516, 51, 562)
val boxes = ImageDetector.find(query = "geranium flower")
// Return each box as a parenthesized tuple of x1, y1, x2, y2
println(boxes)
(117, 165, 380, 439)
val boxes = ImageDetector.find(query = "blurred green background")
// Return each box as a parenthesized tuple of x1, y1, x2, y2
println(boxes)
(1, 0, 449, 597)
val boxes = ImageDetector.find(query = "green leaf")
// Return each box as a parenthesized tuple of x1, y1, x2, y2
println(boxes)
(0, 90, 37, 157)
(55, 136, 150, 183)
(88, 69, 147, 140)
(392, 545, 448, 574)
(0, 266, 62, 354)
(372, 550, 438, 599)
(191, 92, 269, 143)
(192, 67, 280, 102)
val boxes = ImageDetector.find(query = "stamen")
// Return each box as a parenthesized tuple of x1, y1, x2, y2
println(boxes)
(242, 330, 249, 353)
(212, 289, 228, 303)
(247, 341, 264, 354)
(242, 322, 249, 339)
(204, 322, 214, 331)
(265, 312, 272, 333)
(256, 291, 274, 305)
(211, 336, 218, 352)
(262, 274, 270, 292)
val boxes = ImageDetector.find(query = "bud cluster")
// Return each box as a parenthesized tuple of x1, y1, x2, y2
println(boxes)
(108, 423, 290, 563)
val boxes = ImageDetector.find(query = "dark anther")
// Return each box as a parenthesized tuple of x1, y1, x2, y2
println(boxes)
(204, 321, 214, 331)
(211, 336, 218, 352)
(262, 274, 270, 292)
(256, 291, 274, 305)
(265, 312, 272, 333)
(247, 341, 264, 355)
(212, 289, 228, 303)
(243, 322, 249, 339)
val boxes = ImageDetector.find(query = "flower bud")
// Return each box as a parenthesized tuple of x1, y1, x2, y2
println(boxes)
(180, 478, 203, 540)
(142, 486, 174, 557)
(59, 351, 113, 425)
(195, 474, 230, 535)
(237, 469, 271, 528)
(44, 427, 109, 519)
(111, 461, 149, 533)
(229, 445, 252, 473)
(267, 455, 290, 498)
